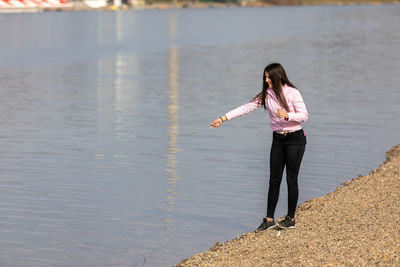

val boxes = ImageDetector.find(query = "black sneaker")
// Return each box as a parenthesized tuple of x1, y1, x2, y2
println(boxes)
(277, 215, 296, 229)
(257, 218, 276, 231)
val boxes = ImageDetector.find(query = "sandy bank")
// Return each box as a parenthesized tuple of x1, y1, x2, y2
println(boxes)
(176, 144, 400, 266)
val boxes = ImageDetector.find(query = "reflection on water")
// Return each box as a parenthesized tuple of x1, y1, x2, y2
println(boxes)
(97, 10, 125, 44)
(164, 12, 179, 231)
(0, 5, 400, 267)
(97, 53, 140, 139)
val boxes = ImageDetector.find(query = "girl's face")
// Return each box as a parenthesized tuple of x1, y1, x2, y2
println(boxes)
(265, 72, 273, 88)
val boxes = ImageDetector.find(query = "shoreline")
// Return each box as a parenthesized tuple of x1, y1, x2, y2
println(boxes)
(56, 0, 400, 11)
(0, 1, 399, 13)
(131, 1, 399, 10)
(136, 0, 400, 9)
(175, 144, 400, 266)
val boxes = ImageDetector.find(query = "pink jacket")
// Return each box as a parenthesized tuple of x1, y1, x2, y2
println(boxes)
(225, 85, 309, 132)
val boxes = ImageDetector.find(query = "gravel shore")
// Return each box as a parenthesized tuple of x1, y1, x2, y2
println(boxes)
(175, 144, 400, 266)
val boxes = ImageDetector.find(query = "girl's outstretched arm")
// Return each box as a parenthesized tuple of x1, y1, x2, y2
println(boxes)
(210, 97, 261, 129)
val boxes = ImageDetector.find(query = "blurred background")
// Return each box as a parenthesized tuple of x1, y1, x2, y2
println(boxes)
(0, 3, 400, 267)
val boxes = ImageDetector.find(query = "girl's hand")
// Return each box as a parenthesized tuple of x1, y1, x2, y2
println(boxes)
(276, 109, 289, 120)
(210, 116, 226, 128)
(210, 118, 223, 128)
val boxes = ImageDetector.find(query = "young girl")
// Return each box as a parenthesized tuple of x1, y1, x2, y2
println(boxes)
(210, 63, 308, 230)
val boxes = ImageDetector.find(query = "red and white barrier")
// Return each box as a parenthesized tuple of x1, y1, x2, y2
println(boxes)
(0, 0, 72, 8)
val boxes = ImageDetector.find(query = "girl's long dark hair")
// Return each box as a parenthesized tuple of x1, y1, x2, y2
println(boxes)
(253, 63, 297, 111)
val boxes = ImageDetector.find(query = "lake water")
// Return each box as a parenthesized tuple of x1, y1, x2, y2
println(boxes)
(0, 4, 400, 266)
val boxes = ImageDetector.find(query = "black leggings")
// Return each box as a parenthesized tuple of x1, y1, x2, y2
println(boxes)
(267, 129, 306, 219)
